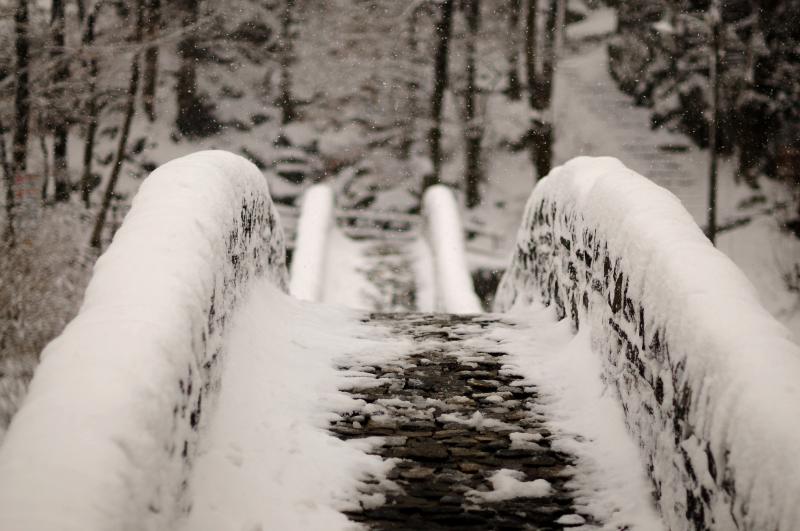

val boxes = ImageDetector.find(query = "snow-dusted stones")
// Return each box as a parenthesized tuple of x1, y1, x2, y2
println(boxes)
(330, 313, 591, 530)
(496, 156, 800, 531)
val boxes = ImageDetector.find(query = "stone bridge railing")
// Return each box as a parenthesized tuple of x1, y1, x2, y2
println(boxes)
(495, 157, 800, 531)
(0, 151, 288, 530)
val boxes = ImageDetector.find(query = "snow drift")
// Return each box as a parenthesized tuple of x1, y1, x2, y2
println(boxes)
(422, 185, 482, 313)
(0, 151, 288, 531)
(496, 157, 800, 531)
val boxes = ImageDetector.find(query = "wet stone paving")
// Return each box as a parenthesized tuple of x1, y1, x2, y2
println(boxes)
(329, 313, 595, 530)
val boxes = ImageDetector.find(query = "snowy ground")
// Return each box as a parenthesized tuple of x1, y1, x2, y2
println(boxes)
(180, 281, 412, 531)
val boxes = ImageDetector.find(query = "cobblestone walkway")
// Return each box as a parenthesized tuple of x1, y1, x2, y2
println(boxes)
(329, 313, 593, 530)
(357, 240, 419, 312)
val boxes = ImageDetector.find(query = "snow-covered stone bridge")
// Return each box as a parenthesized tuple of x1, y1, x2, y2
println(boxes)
(0, 151, 798, 531)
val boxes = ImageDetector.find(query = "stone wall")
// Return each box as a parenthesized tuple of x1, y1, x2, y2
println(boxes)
(0, 151, 288, 530)
(495, 157, 800, 531)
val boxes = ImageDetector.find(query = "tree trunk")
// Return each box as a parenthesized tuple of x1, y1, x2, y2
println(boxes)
(527, 0, 557, 180)
(277, 0, 296, 125)
(506, 0, 522, 100)
(524, 0, 539, 110)
(9, 0, 31, 244)
(91, 0, 144, 250)
(537, 0, 557, 109)
(81, 1, 102, 208)
(142, 0, 160, 122)
(554, 0, 566, 58)
(401, 7, 421, 159)
(464, 0, 483, 208)
(425, 0, 455, 189)
(39, 135, 50, 201)
(175, 0, 218, 137)
(707, 3, 721, 245)
(51, 0, 71, 203)
(1, 119, 13, 246)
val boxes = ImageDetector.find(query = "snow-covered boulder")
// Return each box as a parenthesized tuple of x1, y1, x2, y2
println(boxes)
(0, 151, 288, 531)
(496, 157, 800, 531)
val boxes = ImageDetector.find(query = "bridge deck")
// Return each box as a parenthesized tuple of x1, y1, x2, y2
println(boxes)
(333, 312, 590, 530)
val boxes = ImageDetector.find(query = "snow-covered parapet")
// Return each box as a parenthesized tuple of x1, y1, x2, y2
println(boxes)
(0, 151, 288, 531)
(496, 157, 800, 531)
(289, 184, 335, 301)
(422, 185, 482, 313)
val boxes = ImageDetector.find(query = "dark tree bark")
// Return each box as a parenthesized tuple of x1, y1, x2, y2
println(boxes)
(51, 0, 70, 202)
(425, 0, 455, 189)
(80, 1, 103, 208)
(176, 0, 199, 135)
(464, 0, 483, 208)
(142, 0, 160, 122)
(707, 3, 721, 245)
(401, 5, 421, 159)
(524, 0, 539, 109)
(506, 0, 522, 100)
(277, 0, 296, 125)
(39, 136, 49, 201)
(1, 118, 13, 246)
(525, 0, 557, 180)
(9, 0, 31, 244)
(175, 0, 218, 137)
(91, 0, 145, 249)
(537, 0, 557, 109)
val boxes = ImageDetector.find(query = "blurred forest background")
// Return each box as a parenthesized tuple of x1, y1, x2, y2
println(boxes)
(0, 0, 799, 434)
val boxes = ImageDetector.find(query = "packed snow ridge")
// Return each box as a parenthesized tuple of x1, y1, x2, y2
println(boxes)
(497, 156, 800, 531)
(0, 151, 289, 531)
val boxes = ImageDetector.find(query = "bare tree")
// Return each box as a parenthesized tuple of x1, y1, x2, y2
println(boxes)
(277, 0, 296, 124)
(91, 0, 145, 249)
(51, 0, 70, 202)
(524, 0, 538, 107)
(80, 0, 104, 208)
(464, 0, 483, 208)
(706, 1, 722, 245)
(506, 0, 522, 100)
(175, 0, 218, 137)
(425, 0, 454, 188)
(525, 0, 558, 180)
(1, 118, 13, 246)
(401, 3, 423, 159)
(142, 0, 161, 122)
(9, 0, 31, 244)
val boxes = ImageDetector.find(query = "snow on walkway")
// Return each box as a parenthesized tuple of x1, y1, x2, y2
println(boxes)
(320, 228, 433, 312)
(180, 280, 413, 531)
(327, 309, 663, 529)
(178, 279, 663, 529)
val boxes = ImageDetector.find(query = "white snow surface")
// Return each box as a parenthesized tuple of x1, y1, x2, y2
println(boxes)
(0, 151, 288, 531)
(422, 185, 482, 313)
(181, 280, 410, 531)
(497, 156, 800, 530)
(289, 184, 335, 302)
(487, 315, 665, 529)
(467, 469, 553, 503)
